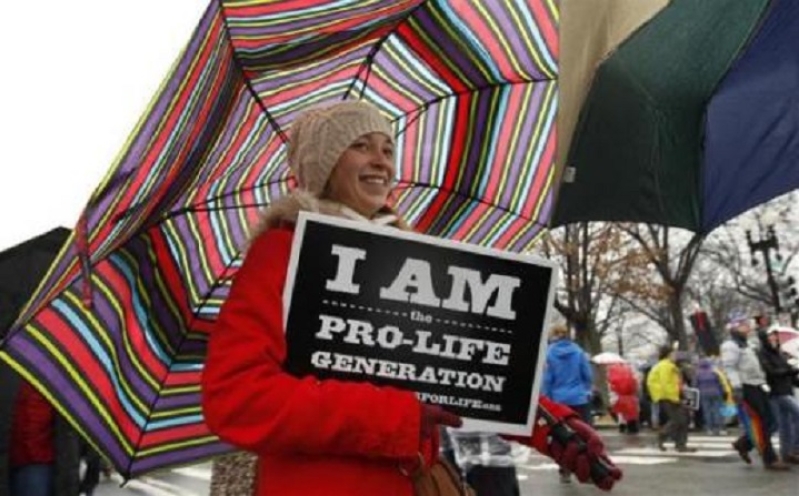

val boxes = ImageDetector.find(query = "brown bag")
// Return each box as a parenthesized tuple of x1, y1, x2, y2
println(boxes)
(412, 459, 476, 496)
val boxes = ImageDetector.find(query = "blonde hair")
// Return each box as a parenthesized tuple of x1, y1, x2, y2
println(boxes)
(549, 325, 570, 340)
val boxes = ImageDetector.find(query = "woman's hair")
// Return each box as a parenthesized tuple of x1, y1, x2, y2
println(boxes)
(658, 345, 673, 360)
(549, 325, 570, 340)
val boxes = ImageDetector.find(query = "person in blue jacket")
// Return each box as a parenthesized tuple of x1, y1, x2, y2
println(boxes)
(542, 325, 595, 483)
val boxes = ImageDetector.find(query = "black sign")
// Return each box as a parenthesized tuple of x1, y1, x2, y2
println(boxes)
(283, 213, 558, 435)
(682, 387, 700, 411)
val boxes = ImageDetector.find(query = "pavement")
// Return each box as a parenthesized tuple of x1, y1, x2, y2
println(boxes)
(518, 428, 799, 496)
(94, 428, 799, 495)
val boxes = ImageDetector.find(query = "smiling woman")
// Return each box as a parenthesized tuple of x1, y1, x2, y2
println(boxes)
(201, 100, 464, 496)
(201, 99, 622, 496)
(326, 133, 396, 217)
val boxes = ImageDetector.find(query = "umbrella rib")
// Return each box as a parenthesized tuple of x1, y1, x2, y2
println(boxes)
(342, 1, 428, 101)
(129, 252, 244, 477)
(157, 179, 546, 227)
(163, 202, 270, 219)
(156, 178, 291, 221)
(157, 176, 549, 229)
(216, 0, 289, 144)
(394, 179, 547, 228)
(111, 177, 289, 225)
(393, 79, 550, 136)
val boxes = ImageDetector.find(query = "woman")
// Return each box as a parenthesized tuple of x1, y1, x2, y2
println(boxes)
(201, 101, 620, 495)
(0, 369, 81, 496)
(607, 362, 640, 435)
(692, 358, 726, 435)
(542, 326, 593, 424)
(721, 318, 789, 470)
(541, 325, 593, 484)
(758, 328, 799, 464)
(647, 346, 694, 452)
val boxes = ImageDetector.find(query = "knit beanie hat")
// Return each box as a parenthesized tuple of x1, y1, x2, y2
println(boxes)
(287, 100, 394, 196)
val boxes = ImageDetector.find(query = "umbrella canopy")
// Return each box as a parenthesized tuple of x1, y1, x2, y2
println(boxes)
(591, 351, 626, 365)
(0, 0, 558, 477)
(556, 0, 668, 195)
(554, 0, 799, 233)
(768, 325, 799, 358)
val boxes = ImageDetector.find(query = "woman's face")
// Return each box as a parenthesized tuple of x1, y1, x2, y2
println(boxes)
(326, 132, 396, 217)
(768, 332, 779, 348)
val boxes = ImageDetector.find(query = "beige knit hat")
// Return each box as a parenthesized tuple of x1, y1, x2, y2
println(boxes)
(287, 100, 394, 196)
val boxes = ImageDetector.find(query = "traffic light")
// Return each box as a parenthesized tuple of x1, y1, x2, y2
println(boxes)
(778, 274, 799, 325)
(689, 309, 719, 355)
(778, 275, 797, 304)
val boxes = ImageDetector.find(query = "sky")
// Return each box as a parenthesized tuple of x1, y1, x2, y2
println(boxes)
(0, 1, 209, 251)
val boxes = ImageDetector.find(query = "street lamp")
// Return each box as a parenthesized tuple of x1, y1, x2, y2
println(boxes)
(744, 213, 782, 316)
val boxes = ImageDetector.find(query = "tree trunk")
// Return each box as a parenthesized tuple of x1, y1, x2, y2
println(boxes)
(573, 317, 602, 355)
(667, 290, 689, 349)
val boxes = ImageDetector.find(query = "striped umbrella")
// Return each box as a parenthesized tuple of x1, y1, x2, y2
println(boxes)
(0, 0, 558, 477)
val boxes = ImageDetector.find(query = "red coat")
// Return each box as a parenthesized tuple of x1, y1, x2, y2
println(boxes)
(607, 363, 639, 421)
(10, 381, 55, 467)
(202, 226, 566, 496)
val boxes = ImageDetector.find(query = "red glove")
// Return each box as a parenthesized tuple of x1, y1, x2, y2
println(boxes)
(548, 416, 622, 491)
(420, 403, 462, 439)
(400, 403, 460, 476)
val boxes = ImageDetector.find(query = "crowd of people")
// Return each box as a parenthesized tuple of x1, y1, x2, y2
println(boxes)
(592, 313, 799, 472)
(541, 308, 799, 479)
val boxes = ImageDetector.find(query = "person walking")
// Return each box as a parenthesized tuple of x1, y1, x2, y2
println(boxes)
(0, 368, 81, 496)
(758, 327, 799, 465)
(606, 362, 640, 435)
(692, 358, 726, 435)
(721, 316, 790, 471)
(647, 346, 696, 452)
(542, 325, 594, 483)
(200, 101, 621, 496)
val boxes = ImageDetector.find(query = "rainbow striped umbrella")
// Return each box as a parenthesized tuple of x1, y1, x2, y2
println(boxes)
(0, 0, 558, 477)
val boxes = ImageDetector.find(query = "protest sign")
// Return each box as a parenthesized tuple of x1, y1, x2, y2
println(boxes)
(682, 387, 701, 411)
(282, 212, 558, 435)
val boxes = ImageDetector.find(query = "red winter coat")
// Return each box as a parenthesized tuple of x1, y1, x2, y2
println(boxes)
(9, 381, 55, 467)
(607, 363, 639, 421)
(202, 225, 566, 496)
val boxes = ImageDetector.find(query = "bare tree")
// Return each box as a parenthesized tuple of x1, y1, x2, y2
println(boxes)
(615, 224, 705, 350)
(691, 227, 764, 320)
(538, 222, 645, 354)
(693, 192, 799, 325)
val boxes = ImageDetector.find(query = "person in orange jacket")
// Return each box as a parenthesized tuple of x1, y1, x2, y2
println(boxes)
(201, 101, 622, 496)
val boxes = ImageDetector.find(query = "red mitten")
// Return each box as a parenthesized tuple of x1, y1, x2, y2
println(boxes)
(400, 403, 459, 476)
(420, 403, 462, 438)
(548, 416, 622, 491)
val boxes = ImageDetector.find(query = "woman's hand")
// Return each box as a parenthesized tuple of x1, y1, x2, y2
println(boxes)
(419, 404, 462, 438)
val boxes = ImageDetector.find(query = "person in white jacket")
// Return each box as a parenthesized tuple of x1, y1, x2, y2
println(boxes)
(720, 316, 789, 470)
